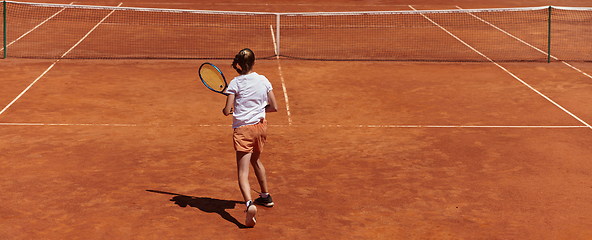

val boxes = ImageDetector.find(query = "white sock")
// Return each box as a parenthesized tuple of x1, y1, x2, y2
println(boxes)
(261, 193, 269, 198)
(246, 200, 252, 208)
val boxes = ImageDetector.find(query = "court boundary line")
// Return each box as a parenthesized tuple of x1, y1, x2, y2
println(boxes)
(139, 2, 414, 7)
(456, 6, 592, 80)
(409, 5, 592, 130)
(0, 3, 122, 117)
(0, 122, 587, 128)
(270, 24, 292, 125)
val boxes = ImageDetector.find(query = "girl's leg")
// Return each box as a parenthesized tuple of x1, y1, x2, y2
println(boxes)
(237, 151, 258, 227)
(250, 151, 268, 194)
(236, 151, 252, 202)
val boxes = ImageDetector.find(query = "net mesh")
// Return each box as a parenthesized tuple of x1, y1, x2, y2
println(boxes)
(5, 2, 277, 59)
(551, 7, 592, 61)
(1, 1, 5, 58)
(2, 1, 592, 62)
(280, 8, 550, 61)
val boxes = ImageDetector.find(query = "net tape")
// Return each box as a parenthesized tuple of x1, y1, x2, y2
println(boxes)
(8, 1, 275, 16)
(4, 1, 558, 15)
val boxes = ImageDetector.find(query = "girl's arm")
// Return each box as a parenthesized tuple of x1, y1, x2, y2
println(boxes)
(265, 90, 278, 113)
(223, 94, 235, 116)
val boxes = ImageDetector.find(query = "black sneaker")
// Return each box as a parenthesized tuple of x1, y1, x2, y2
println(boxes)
(254, 195, 274, 207)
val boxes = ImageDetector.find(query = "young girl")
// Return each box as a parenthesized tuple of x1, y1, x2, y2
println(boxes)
(223, 48, 278, 228)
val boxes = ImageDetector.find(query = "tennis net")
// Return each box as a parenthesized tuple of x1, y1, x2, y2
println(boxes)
(1, 1, 591, 61)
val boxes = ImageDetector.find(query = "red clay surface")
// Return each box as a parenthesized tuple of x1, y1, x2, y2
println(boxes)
(2, 0, 592, 239)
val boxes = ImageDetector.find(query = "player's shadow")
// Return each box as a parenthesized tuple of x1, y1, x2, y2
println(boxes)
(146, 190, 247, 228)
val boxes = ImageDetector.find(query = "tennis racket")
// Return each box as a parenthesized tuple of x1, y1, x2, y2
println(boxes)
(199, 62, 228, 95)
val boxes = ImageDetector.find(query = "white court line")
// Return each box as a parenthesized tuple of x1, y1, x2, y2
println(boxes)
(141, 2, 410, 7)
(0, 2, 74, 52)
(0, 123, 227, 127)
(0, 123, 138, 127)
(409, 5, 592, 130)
(0, 122, 586, 128)
(0, 3, 123, 117)
(361, 125, 587, 128)
(455, 6, 592, 80)
(270, 24, 293, 125)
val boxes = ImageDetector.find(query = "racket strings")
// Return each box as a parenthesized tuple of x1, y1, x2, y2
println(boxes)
(200, 65, 226, 92)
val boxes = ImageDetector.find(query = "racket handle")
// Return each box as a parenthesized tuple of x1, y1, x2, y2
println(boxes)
(222, 107, 234, 115)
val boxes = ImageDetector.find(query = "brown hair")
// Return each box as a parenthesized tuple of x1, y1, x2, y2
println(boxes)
(232, 48, 255, 75)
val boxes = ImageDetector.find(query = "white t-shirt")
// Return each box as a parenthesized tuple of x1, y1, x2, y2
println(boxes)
(225, 72, 273, 129)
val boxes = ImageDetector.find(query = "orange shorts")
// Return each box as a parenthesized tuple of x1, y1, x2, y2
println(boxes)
(233, 119, 267, 153)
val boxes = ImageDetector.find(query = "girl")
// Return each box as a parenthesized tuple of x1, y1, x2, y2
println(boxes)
(223, 48, 278, 228)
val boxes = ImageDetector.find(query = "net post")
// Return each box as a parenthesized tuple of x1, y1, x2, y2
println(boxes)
(276, 14, 280, 57)
(3, 0, 6, 59)
(548, 6, 551, 63)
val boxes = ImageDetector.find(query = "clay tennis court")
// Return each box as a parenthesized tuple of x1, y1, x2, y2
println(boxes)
(1, 0, 592, 239)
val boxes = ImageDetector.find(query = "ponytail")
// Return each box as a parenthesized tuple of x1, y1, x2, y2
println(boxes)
(232, 48, 255, 75)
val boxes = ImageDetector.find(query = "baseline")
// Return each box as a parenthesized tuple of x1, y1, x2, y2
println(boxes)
(0, 122, 586, 129)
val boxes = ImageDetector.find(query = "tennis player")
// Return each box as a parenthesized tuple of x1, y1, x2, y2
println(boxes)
(222, 48, 278, 228)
